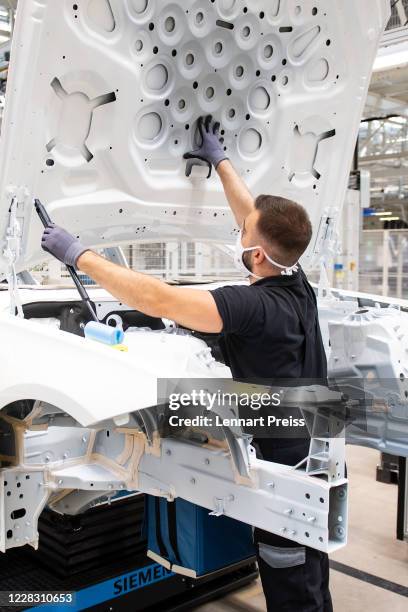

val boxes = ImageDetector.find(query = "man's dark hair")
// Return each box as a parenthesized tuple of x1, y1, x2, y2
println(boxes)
(254, 195, 313, 265)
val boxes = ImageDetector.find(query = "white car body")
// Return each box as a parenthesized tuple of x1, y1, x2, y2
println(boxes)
(0, 0, 397, 560)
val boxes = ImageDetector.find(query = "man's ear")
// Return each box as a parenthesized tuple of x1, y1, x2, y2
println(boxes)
(253, 247, 265, 264)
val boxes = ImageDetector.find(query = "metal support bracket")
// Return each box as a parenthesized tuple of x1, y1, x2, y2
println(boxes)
(3, 188, 27, 318)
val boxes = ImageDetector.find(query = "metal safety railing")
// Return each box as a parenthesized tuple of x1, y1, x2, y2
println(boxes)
(31, 242, 239, 285)
(359, 229, 408, 299)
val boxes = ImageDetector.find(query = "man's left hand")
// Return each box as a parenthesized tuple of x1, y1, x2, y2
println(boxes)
(183, 115, 228, 169)
(41, 224, 89, 267)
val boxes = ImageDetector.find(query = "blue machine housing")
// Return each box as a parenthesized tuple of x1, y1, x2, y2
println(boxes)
(145, 496, 255, 578)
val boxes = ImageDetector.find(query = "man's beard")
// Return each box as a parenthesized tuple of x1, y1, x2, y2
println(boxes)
(242, 251, 254, 273)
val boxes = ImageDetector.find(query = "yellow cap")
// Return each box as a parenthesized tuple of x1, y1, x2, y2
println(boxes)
(112, 344, 128, 352)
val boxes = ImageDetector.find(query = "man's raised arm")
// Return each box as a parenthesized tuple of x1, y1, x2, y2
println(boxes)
(216, 159, 254, 228)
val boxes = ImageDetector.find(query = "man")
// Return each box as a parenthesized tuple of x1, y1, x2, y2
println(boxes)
(41, 115, 331, 611)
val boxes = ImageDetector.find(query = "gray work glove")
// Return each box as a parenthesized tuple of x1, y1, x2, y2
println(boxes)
(41, 223, 89, 267)
(183, 115, 229, 169)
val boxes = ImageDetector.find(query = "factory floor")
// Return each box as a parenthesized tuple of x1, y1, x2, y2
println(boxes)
(194, 446, 408, 612)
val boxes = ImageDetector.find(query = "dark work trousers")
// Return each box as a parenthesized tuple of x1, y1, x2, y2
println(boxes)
(253, 439, 333, 612)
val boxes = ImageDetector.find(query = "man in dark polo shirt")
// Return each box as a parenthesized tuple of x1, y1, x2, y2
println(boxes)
(185, 116, 331, 612)
(41, 115, 330, 611)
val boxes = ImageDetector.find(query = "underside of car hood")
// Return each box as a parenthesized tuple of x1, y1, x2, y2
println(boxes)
(0, 0, 389, 278)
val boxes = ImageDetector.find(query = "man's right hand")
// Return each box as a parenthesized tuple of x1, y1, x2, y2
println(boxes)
(183, 115, 229, 170)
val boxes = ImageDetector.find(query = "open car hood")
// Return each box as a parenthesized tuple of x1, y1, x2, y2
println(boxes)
(0, 0, 389, 278)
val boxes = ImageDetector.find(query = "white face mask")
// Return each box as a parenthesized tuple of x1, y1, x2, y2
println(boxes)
(233, 230, 299, 279)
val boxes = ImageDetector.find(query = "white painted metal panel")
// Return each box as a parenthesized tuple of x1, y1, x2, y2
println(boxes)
(0, 0, 389, 277)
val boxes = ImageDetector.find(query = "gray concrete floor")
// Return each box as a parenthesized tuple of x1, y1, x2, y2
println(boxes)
(194, 446, 408, 612)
